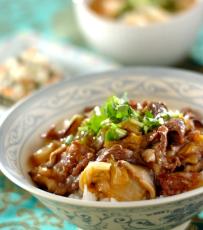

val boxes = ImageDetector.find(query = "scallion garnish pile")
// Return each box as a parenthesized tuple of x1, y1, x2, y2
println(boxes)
(120, 0, 178, 15)
(77, 94, 182, 142)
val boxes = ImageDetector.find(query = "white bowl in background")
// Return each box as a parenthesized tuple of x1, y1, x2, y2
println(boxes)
(74, 0, 203, 65)
(1, 68, 203, 230)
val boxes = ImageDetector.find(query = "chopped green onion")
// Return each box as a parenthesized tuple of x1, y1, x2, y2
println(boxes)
(79, 93, 137, 136)
(78, 94, 183, 137)
(105, 124, 127, 141)
(64, 135, 74, 145)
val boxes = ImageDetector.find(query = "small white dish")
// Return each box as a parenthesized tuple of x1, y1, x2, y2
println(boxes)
(0, 33, 118, 116)
(74, 0, 203, 65)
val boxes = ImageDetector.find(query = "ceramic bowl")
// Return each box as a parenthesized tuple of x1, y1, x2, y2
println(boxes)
(74, 0, 203, 65)
(1, 68, 203, 230)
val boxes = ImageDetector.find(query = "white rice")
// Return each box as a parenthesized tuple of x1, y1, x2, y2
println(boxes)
(69, 185, 118, 202)
(82, 185, 97, 201)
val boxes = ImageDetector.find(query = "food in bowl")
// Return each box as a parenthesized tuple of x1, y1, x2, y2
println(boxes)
(74, 0, 203, 65)
(2, 68, 203, 230)
(29, 94, 203, 201)
(0, 48, 61, 104)
(89, 0, 196, 26)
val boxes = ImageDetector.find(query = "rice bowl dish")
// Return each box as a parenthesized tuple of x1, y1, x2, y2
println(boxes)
(1, 68, 203, 229)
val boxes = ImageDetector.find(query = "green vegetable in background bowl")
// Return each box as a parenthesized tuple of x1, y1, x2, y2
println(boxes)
(89, 0, 196, 25)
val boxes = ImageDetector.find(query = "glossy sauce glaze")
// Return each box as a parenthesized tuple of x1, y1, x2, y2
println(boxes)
(29, 95, 203, 201)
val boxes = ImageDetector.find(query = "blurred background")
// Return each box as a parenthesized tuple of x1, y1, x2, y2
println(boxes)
(0, 0, 203, 68)
(0, 0, 76, 41)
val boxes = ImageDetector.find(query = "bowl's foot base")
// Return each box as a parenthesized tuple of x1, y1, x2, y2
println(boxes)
(77, 221, 191, 230)
(171, 221, 191, 230)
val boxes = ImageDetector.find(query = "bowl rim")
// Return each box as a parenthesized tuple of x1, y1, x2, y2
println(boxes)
(73, 0, 203, 29)
(1, 66, 203, 208)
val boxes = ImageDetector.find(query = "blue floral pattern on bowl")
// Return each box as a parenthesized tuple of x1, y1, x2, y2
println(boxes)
(1, 68, 203, 230)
